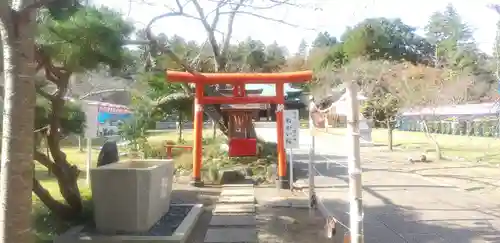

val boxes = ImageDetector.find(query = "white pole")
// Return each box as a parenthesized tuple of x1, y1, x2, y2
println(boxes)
(86, 138, 92, 186)
(289, 148, 294, 190)
(308, 96, 316, 210)
(345, 81, 364, 243)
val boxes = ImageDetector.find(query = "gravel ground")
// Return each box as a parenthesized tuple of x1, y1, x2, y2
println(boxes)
(257, 206, 336, 243)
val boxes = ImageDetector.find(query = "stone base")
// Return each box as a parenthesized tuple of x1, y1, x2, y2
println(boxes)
(53, 204, 203, 243)
(190, 178, 204, 187)
(209, 215, 257, 226)
(276, 176, 290, 190)
(213, 204, 256, 214)
(204, 228, 257, 243)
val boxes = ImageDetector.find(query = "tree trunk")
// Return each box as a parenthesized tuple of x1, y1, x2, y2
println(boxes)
(212, 119, 217, 139)
(386, 119, 393, 151)
(32, 153, 79, 220)
(421, 120, 443, 160)
(0, 4, 37, 242)
(177, 112, 183, 143)
(31, 75, 83, 219)
(46, 82, 83, 218)
(78, 135, 83, 152)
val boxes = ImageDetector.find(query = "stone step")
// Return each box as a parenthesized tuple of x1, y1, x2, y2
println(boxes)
(220, 189, 254, 196)
(213, 203, 256, 214)
(222, 184, 254, 188)
(209, 215, 257, 226)
(218, 195, 255, 204)
(204, 228, 258, 243)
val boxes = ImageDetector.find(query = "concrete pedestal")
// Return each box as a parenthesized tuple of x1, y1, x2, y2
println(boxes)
(90, 159, 174, 234)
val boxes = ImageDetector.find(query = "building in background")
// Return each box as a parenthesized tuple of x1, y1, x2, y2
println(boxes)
(397, 102, 500, 137)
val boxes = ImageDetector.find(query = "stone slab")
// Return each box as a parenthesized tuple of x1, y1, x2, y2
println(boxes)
(220, 189, 254, 196)
(218, 195, 255, 204)
(257, 196, 309, 208)
(204, 228, 257, 243)
(209, 215, 257, 226)
(223, 184, 254, 188)
(213, 204, 255, 214)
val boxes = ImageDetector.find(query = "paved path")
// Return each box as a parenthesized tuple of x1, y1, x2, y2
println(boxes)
(256, 125, 500, 243)
(204, 184, 258, 243)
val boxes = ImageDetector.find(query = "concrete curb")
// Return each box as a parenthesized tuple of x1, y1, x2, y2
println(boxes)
(53, 204, 203, 243)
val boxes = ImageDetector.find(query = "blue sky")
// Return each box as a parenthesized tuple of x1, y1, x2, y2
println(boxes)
(245, 84, 303, 96)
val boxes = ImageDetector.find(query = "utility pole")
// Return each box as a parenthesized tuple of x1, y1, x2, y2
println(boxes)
(345, 81, 364, 243)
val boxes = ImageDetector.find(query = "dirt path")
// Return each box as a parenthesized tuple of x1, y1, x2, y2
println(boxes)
(255, 186, 336, 243)
(360, 145, 500, 196)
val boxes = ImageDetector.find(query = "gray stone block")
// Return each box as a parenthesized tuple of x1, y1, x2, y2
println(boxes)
(204, 228, 257, 243)
(220, 189, 254, 196)
(90, 159, 174, 234)
(213, 204, 255, 214)
(218, 195, 255, 204)
(209, 215, 257, 226)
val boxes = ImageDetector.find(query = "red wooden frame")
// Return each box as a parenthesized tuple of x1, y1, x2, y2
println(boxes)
(165, 70, 312, 187)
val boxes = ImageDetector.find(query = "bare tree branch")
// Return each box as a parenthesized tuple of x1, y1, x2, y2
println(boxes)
(191, 0, 224, 70)
(219, 0, 244, 66)
(219, 10, 316, 30)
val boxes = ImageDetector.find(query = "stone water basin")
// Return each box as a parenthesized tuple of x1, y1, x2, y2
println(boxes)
(90, 159, 174, 234)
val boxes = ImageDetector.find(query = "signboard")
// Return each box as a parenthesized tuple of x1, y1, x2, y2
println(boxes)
(284, 109, 300, 149)
(84, 101, 132, 138)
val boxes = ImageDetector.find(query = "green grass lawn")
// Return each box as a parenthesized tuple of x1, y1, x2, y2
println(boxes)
(322, 128, 500, 163)
(33, 131, 192, 242)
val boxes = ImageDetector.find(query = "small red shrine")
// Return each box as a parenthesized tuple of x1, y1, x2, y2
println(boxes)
(219, 87, 264, 157)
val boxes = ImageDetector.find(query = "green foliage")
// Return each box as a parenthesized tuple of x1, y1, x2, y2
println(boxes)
(320, 44, 348, 68)
(156, 93, 194, 119)
(312, 32, 338, 48)
(44, 0, 81, 20)
(143, 72, 184, 100)
(118, 98, 154, 152)
(342, 18, 432, 63)
(37, 6, 134, 72)
(35, 98, 86, 136)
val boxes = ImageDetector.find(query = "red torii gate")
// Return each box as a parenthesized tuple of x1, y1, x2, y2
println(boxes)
(166, 70, 313, 188)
